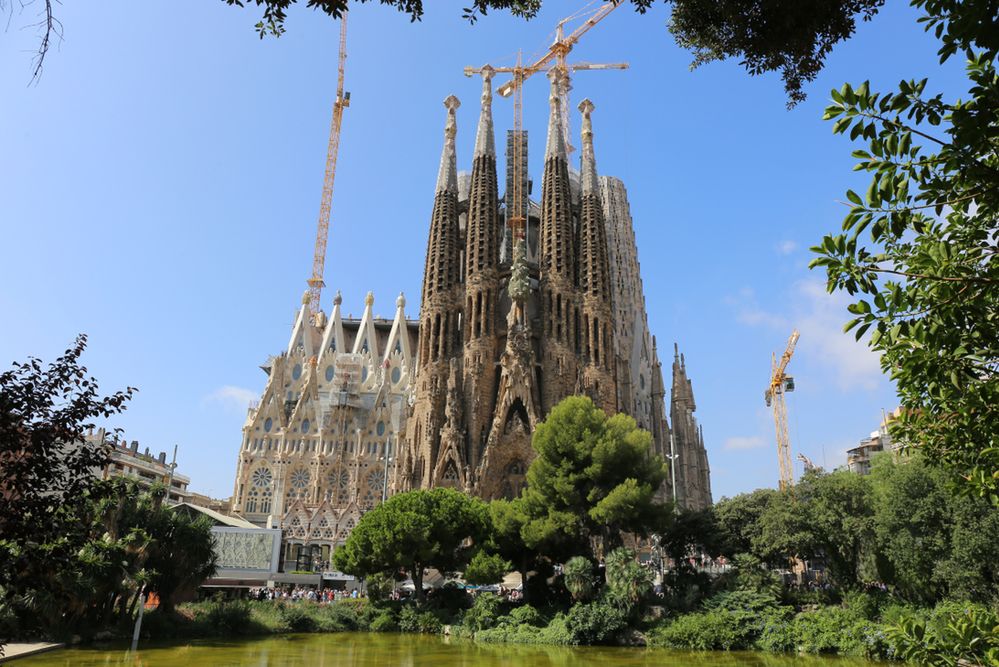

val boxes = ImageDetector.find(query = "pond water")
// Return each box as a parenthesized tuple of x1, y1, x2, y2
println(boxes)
(19, 632, 883, 666)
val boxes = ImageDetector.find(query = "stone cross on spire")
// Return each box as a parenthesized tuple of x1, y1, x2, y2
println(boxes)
(545, 68, 567, 161)
(436, 95, 460, 193)
(578, 98, 598, 195)
(473, 66, 495, 158)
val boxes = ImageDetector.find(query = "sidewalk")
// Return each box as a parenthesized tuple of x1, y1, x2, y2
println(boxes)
(0, 643, 65, 663)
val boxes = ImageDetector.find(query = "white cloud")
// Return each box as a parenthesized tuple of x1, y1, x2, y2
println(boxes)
(204, 385, 258, 411)
(776, 240, 798, 255)
(794, 280, 883, 390)
(731, 279, 884, 391)
(724, 435, 766, 451)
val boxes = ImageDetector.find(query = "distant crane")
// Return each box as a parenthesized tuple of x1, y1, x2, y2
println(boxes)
(306, 13, 350, 316)
(765, 330, 799, 491)
(464, 1, 627, 234)
(798, 453, 817, 472)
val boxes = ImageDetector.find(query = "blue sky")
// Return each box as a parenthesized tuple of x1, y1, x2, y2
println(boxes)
(1, 1, 969, 500)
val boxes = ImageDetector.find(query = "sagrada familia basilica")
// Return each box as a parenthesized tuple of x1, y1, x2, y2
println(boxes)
(230, 69, 711, 563)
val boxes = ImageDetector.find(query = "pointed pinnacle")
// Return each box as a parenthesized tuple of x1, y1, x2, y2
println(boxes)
(545, 69, 567, 161)
(578, 98, 598, 194)
(436, 95, 461, 193)
(474, 66, 495, 158)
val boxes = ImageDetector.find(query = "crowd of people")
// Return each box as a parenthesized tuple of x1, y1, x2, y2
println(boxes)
(249, 586, 366, 602)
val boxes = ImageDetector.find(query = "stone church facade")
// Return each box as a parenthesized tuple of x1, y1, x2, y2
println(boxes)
(228, 70, 712, 563)
(400, 69, 712, 509)
(229, 291, 419, 568)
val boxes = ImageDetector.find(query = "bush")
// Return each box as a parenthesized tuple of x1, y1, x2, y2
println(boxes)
(364, 573, 395, 603)
(754, 608, 797, 653)
(461, 593, 504, 633)
(791, 605, 871, 655)
(426, 583, 470, 615)
(564, 601, 628, 645)
(650, 610, 753, 650)
(508, 605, 545, 627)
(886, 602, 999, 666)
(398, 606, 442, 634)
(279, 603, 317, 632)
(842, 589, 888, 621)
(197, 599, 255, 636)
(369, 609, 398, 632)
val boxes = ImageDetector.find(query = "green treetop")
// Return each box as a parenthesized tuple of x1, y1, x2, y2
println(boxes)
(520, 395, 670, 559)
(332, 487, 490, 602)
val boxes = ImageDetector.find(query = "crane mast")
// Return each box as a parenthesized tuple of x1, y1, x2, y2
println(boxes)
(307, 13, 350, 316)
(765, 330, 799, 491)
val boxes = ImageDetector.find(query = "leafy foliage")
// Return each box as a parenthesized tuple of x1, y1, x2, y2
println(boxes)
(464, 551, 512, 586)
(563, 600, 629, 645)
(886, 602, 999, 666)
(520, 396, 669, 558)
(219, 0, 890, 106)
(332, 487, 490, 601)
(561, 556, 595, 603)
(0, 335, 134, 547)
(811, 0, 999, 502)
(714, 458, 999, 606)
(603, 548, 652, 615)
(670, 0, 884, 106)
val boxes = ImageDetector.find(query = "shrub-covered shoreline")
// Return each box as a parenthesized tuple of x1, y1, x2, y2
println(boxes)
(132, 594, 997, 663)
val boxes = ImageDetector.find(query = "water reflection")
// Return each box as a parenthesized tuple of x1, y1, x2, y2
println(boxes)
(18, 633, 881, 666)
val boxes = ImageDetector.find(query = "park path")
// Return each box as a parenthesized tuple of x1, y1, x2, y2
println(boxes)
(0, 643, 64, 663)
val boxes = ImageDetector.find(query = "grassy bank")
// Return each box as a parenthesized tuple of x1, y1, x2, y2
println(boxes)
(136, 592, 998, 664)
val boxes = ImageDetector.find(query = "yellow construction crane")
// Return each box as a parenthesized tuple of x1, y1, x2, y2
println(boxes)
(765, 330, 799, 491)
(464, 1, 627, 233)
(306, 13, 350, 316)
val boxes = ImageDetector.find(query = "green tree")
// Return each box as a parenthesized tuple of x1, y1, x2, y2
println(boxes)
(798, 470, 876, 587)
(0, 335, 135, 547)
(713, 488, 778, 559)
(520, 396, 669, 558)
(870, 455, 999, 604)
(562, 556, 595, 603)
(486, 497, 536, 590)
(332, 487, 490, 602)
(604, 548, 652, 615)
(464, 551, 512, 586)
(811, 0, 999, 502)
(148, 509, 219, 614)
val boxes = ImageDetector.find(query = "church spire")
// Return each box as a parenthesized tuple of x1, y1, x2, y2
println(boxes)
(545, 69, 568, 161)
(435, 95, 460, 193)
(576, 98, 616, 413)
(579, 98, 598, 195)
(462, 67, 503, 473)
(538, 67, 578, 412)
(473, 66, 495, 159)
(577, 98, 610, 300)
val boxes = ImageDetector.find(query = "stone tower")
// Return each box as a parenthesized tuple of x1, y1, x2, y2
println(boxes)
(409, 96, 465, 489)
(670, 343, 713, 510)
(576, 99, 616, 414)
(461, 67, 503, 475)
(538, 69, 579, 413)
